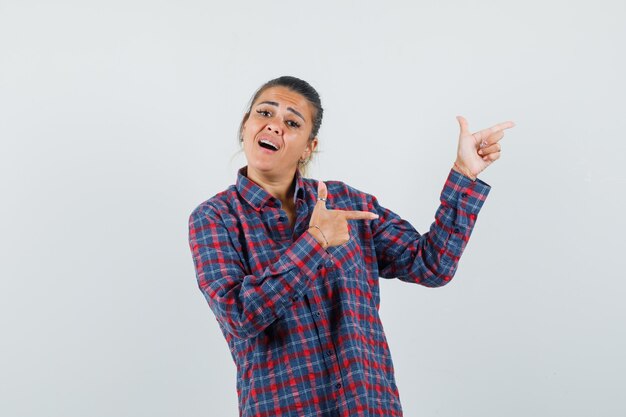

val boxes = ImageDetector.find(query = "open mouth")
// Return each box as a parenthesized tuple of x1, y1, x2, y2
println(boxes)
(258, 138, 280, 152)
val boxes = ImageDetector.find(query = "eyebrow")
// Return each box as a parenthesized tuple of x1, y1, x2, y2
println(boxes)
(257, 101, 306, 122)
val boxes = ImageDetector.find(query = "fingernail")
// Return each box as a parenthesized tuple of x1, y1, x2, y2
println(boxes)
(478, 150, 483, 155)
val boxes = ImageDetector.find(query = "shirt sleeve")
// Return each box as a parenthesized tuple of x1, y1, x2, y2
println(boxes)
(370, 168, 491, 287)
(188, 203, 327, 340)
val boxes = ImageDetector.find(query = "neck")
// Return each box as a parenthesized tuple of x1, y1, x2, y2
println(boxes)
(246, 166, 297, 207)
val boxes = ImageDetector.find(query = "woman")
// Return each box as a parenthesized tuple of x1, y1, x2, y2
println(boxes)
(188, 76, 514, 417)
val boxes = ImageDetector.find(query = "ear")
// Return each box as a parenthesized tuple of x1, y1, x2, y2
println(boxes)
(302, 137, 318, 158)
(241, 112, 250, 130)
(239, 113, 250, 142)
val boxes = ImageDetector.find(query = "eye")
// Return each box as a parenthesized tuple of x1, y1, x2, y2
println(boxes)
(286, 120, 300, 128)
(256, 109, 271, 117)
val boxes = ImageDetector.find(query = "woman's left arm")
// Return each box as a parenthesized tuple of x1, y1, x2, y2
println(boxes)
(369, 116, 515, 286)
(369, 170, 490, 286)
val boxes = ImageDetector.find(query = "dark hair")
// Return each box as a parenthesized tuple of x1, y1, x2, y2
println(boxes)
(238, 75, 324, 143)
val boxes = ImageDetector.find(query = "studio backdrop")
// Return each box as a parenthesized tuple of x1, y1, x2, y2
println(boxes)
(1, 1, 624, 416)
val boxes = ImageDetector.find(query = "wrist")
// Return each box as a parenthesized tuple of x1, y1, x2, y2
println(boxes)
(453, 161, 476, 181)
(307, 225, 329, 249)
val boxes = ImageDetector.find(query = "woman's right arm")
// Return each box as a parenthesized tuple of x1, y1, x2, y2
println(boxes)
(188, 203, 327, 340)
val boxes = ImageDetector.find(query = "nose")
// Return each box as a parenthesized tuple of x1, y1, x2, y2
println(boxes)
(266, 124, 281, 135)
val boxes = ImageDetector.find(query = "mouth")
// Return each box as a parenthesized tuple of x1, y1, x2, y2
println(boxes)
(257, 137, 281, 152)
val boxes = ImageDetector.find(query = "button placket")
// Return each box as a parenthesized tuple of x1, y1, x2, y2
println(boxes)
(305, 293, 345, 403)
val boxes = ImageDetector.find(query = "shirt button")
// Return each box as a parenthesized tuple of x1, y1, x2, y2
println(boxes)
(278, 216, 286, 222)
(335, 383, 342, 389)
(315, 311, 321, 317)
(454, 227, 460, 233)
(461, 192, 468, 198)
(293, 294, 299, 301)
(317, 264, 323, 270)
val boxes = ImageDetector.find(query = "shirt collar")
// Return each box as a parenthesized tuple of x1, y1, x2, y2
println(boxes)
(236, 166, 306, 211)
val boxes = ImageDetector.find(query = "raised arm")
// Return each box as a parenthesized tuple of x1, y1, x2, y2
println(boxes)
(370, 170, 491, 286)
(371, 116, 514, 286)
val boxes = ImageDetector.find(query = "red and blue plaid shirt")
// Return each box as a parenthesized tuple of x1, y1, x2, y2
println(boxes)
(188, 166, 490, 417)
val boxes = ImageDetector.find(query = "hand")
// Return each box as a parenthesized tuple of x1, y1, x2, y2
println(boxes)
(454, 116, 516, 179)
(307, 180, 379, 249)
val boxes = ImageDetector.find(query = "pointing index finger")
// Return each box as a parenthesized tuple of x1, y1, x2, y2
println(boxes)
(474, 120, 516, 142)
(342, 210, 379, 220)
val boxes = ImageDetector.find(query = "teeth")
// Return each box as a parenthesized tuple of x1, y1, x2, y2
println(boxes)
(260, 139, 279, 150)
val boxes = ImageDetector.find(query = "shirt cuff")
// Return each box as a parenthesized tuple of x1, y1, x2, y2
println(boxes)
(440, 168, 491, 215)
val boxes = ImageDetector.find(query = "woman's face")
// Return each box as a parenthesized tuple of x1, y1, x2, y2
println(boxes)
(241, 86, 318, 179)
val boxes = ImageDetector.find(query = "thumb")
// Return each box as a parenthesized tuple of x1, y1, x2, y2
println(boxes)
(317, 180, 328, 202)
(457, 115, 470, 136)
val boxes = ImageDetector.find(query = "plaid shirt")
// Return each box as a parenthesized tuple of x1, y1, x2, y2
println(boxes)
(188, 166, 491, 417)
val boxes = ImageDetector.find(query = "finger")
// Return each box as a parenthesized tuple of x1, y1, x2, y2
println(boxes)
(317, 180, 328, 203)
(341, 210, 379, 220)
(489, 120, 515, 132)
(456, 115, 470, 136)
(478, 131, 504, 149)
(481, 151, 501, 162)
(478, 142, 501, 156)
(485, 130, 505, 145)
(474, 121, 515, 143)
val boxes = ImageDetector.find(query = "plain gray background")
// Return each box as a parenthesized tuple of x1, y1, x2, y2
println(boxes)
(1, 1, 625, 416)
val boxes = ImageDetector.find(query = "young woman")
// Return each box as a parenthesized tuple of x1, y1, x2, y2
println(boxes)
(188, 75, 514, 417)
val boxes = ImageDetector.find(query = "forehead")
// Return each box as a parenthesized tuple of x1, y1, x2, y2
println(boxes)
(253, 86, 313, 120)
